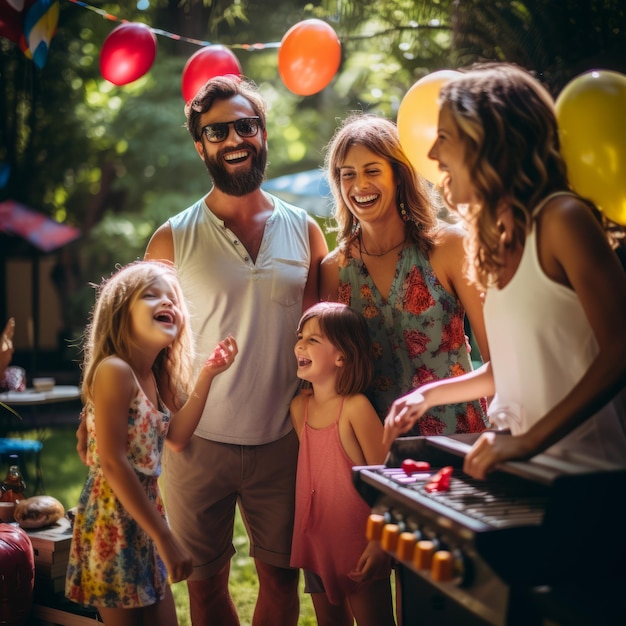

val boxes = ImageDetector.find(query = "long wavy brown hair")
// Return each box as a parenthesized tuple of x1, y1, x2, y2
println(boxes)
(438, 62, 571, 290)
(324, 113, 439, 255)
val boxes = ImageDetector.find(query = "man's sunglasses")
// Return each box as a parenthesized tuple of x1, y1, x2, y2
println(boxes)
(201, 117, 262, 143)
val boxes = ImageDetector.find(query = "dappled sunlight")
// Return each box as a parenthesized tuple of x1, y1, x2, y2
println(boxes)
(38, 427, 88, 510)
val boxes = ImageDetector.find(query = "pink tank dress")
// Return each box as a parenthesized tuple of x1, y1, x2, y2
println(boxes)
(290, 398, 373, 605)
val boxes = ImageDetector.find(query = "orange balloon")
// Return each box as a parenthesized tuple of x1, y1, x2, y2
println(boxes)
(556, 69, 626, 226)
(278, 19, 341, 96)
(397, 70, 461, 183)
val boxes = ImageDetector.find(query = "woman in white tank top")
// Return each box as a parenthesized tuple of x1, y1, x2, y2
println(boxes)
(384, 62, 626, 479)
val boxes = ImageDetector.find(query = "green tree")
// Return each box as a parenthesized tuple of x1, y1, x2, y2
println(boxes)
(2, 0, 624, 362)
(450, 0, 626, 92)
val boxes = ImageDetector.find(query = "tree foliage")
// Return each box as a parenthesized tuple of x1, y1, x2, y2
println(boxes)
(1, 0, 624, 360)
(450, 0, 626, 93)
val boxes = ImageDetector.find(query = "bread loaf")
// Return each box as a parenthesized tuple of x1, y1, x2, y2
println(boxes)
(14, 495, 65, 529)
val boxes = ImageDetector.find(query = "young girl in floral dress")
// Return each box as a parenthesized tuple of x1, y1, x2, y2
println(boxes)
(66, 260, 237, 626)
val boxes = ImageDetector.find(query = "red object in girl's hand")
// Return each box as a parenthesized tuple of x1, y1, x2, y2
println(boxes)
(425, 466, 453, 492)
(401, 459, 431, 475)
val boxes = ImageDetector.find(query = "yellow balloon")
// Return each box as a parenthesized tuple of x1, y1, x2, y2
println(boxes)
(397, 70, 461, 184)
(555, 69, 626, 226)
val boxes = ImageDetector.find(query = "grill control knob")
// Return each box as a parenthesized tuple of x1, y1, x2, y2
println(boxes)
(413, 540, 436, 570)
(432, 550, 454, 582)
(396, 532, 417, 561)
(381, 524, 401, 551)
(366, 514, 385, 541)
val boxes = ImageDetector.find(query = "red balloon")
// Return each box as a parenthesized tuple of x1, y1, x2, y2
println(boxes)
(0, 7, 22, 43)
(181, 45, 242, 103)
(278, 19, 341, 96)
(100, 22, 158, 86)
(0, 0, 36, 44)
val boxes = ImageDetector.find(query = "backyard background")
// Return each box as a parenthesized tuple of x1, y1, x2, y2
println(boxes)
(1, 1, 624, 623)
(2, 0, 624, 373)
(5, 416, 318, 625)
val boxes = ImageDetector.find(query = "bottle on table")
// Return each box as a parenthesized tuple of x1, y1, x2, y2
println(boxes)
(0, 454, 26, 502)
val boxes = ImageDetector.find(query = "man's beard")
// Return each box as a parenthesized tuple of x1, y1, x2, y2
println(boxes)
(202, 142, 267, 197)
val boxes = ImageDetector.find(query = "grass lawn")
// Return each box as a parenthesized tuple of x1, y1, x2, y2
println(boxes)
(9, 425, 318, 626)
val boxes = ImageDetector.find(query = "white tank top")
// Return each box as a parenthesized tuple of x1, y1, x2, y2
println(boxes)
(484, 192, 626, 464)
(170, 195, 311, 445)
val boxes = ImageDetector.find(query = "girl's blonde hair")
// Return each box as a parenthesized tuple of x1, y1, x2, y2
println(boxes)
(80, 260, 194, 410)
(297, 302, 373, 396)
(438, 62, 571, 290)
(324, 113, 439, 255)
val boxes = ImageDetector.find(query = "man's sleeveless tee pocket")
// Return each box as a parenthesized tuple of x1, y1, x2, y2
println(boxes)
(271, 258, 309, 307)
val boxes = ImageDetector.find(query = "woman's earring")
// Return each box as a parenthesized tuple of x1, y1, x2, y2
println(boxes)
(496, 220, 512, 256)
(399, 202, 409, 222)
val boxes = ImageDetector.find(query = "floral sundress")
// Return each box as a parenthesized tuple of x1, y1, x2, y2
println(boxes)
(65, 370, 171, 608)
(338, 244, 487, 435)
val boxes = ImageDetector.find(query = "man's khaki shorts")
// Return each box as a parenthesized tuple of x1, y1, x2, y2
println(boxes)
(161, 429, 299, 580)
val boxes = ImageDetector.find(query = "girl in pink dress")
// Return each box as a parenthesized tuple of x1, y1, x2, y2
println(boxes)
(66, 260, 237, 626)
(290, 302, 395, 626)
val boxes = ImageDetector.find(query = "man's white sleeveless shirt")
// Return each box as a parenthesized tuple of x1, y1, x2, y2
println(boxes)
(169, 194, 310, 445)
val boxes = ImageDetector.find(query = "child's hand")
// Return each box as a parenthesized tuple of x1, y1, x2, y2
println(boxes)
(203, 335, 238, 375)
(157, 534, 193, 585)
(348, 540, 392, 583)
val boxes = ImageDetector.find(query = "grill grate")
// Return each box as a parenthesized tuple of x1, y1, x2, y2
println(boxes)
(375, 466, 548, 528)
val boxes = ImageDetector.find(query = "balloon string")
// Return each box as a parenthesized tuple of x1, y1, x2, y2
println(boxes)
(65, 0, 281, 50)
(68, 0, 442, 52)
(65, 0, 447, 50)
(66, 0, 124, 24)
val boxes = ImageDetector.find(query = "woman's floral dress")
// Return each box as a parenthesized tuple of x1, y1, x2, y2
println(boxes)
(65, 371, 171, 608)
(338, 244, 487, 435)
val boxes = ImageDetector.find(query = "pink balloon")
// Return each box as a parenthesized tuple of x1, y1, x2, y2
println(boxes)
(181, 45, 242, 102)
(100, 22, 158, 86)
